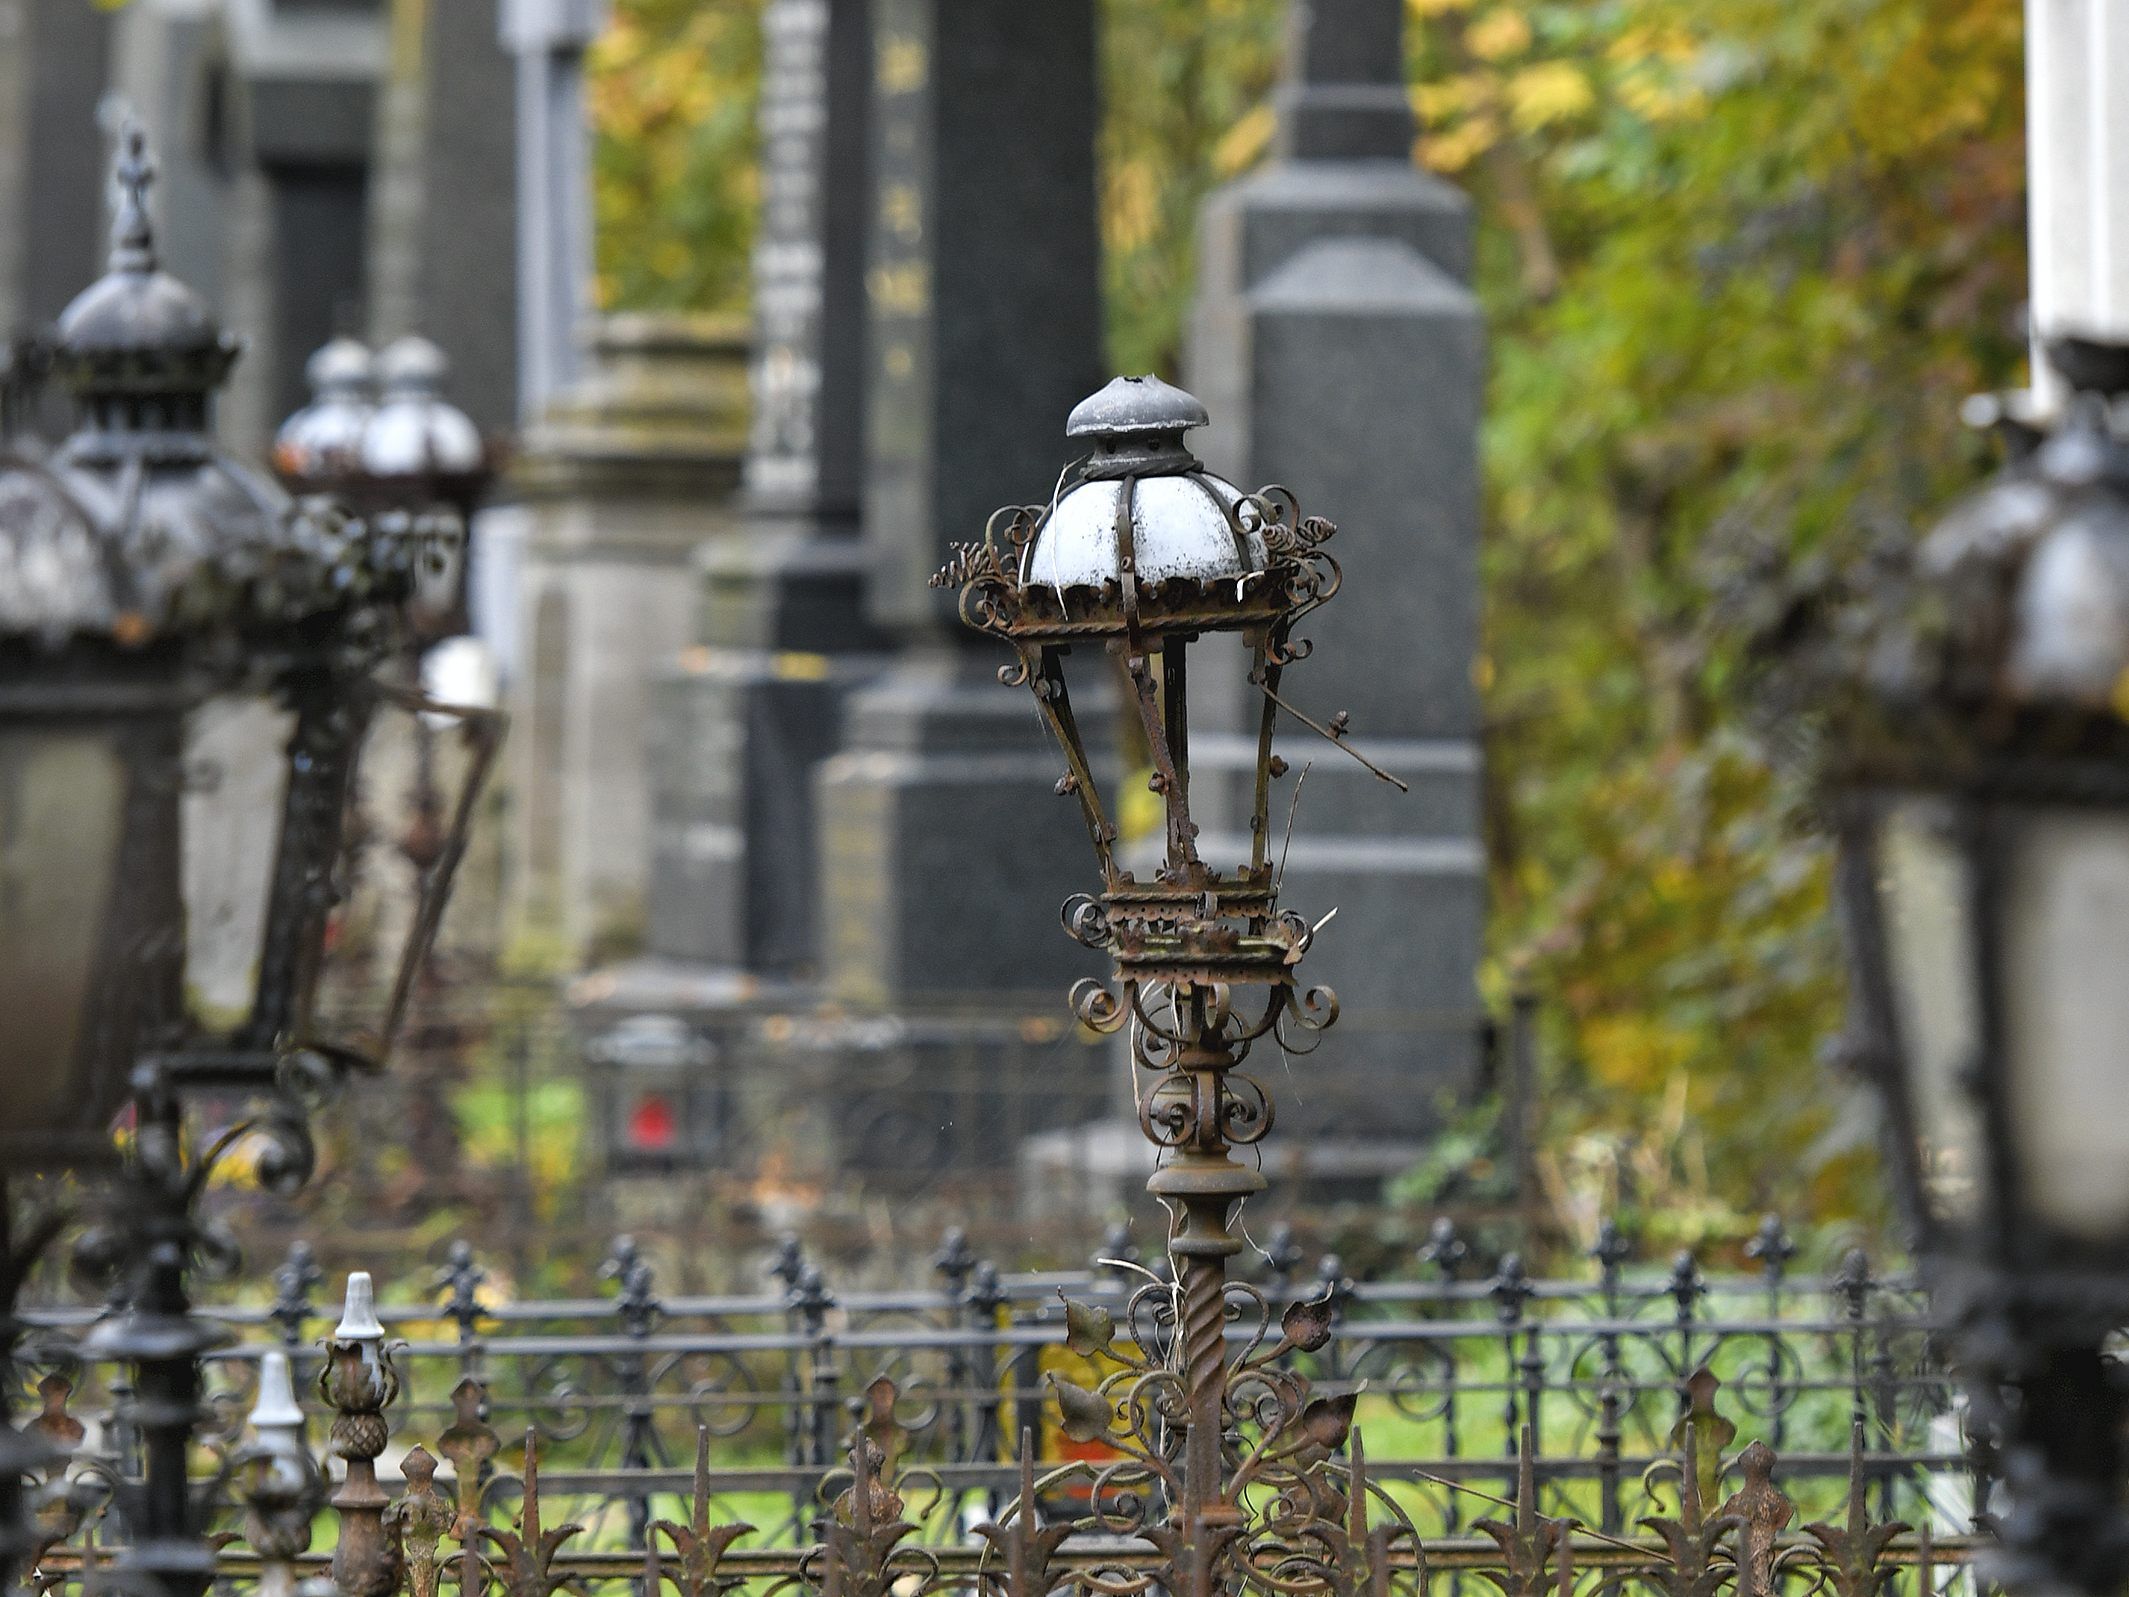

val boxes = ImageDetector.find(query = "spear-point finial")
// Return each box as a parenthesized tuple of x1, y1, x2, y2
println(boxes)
(109, 122, 157, 276)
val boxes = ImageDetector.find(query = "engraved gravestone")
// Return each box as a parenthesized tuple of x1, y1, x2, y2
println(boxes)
(645, 0, 880, 972)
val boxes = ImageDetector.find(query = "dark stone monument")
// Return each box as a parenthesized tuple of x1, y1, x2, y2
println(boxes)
(214, 0, 388, 447)
(816, 0, 1109, 1010)
(1178, 0, 1487, 1175)
(588, 0, 1118, 1203)
(367, 0, 521, 431)
(0, 0, 115, 343)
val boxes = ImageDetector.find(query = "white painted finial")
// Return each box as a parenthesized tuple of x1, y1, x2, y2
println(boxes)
(249, 1350, 305, 1433)
(334, 1271, 385, 1342)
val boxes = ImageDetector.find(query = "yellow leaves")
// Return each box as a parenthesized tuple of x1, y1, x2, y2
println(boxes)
(1603, 18, 1709, 125)
(1608, 22, 1699, 68)
(1616, 69, 1708, 126)
(1212, 104, 1276, 178)
(1582, 1013, 1695, 1095)
(1422, 117, 1500, 174)
(1506, 61, 1594, 131)
(1118, 765, 1163, 847)
(1466, 8, 1533, 61)
(1104, 159, 1160, 255)
(1413, 74, 1489, 122)
(1411, 9, 1592, 172)
(1409, 0, 1475, 15)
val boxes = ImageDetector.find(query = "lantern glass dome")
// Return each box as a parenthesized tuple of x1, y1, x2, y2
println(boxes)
(360, 336, 484, 478)
(273, 337, 376, 482)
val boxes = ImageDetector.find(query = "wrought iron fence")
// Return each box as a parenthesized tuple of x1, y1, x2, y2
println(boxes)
(14, 1215, 1995, 1594)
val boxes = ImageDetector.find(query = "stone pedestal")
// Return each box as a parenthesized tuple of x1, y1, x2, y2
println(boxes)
(646, 650, 859, 974)
(1174, 0, 1488, 1152)
(817, 652, 1109, 1009)
(506, 314, 750, 955)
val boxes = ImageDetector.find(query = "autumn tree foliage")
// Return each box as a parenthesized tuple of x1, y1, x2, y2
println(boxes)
(589, 0, 2029, 1246)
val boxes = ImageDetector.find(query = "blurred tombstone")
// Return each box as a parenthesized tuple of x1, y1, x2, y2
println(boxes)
(367, 0, 521, 430)
(505, 315, 750, 953)
(814, 0, 1110, 1011)
(0, 0, 115, 354)
(645, 0, 886, 978)
(501, 0, 604, 424)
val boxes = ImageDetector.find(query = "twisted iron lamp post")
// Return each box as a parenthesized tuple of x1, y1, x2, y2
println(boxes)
(1746, 336, 2129, 1597)
(0, 128, 497, 1597)
(937, 375, 1401, 1591)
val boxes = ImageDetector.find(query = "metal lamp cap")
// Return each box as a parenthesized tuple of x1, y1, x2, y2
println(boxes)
(249, 1350, 305, 1431)
(1066, 374, 1210, 441)
(333, 1271, 385, 1342)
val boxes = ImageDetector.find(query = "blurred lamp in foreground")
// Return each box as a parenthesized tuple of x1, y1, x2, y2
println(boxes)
(0, 129, 497, 1173)
(1755, 335, 2129, 1596)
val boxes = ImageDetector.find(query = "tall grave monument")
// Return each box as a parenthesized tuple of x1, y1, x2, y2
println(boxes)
(0, 0, 114, 346)
(580, 0, 1118, 1193)
(816, 0, 1108, 1009)
(645, 0, 886, 978)
(1186, 0, 1486, 1174)
(367, 0, 522, 428)
(503, 0, 605, 425)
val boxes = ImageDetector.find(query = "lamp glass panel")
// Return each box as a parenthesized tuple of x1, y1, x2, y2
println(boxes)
(1877, 798, 1985, 1222)
(182, 693, 295, 1031)
(0, 729, 125, 1125)
(2002, 807, 2129, 1238)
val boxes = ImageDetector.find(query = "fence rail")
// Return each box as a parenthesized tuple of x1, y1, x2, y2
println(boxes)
(15, 1215, 1996, 1590)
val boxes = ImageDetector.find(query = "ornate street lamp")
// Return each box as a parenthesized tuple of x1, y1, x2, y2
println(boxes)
(1750, 337, 2129, 1596)
(936, 375, 1397, 1581)
(0, 128, 496, 1597)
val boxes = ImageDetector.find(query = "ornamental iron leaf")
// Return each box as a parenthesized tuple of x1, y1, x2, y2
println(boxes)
(1804, 1418, 1911, 1597)
(479, 1432, 584, 1597)
(648, 1429, 753, 1597)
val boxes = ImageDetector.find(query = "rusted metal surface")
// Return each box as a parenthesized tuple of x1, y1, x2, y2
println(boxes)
(21, 1364, 1982, 1595)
